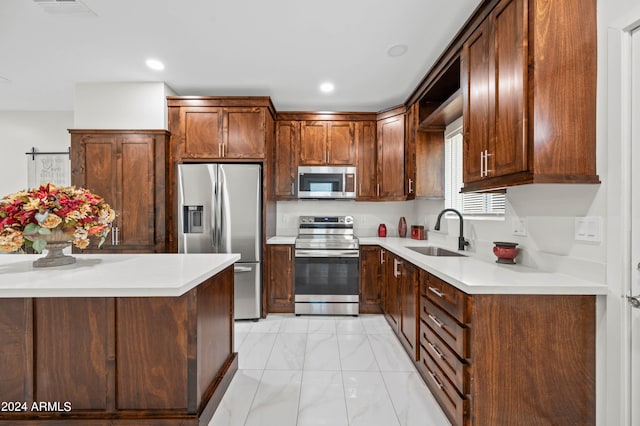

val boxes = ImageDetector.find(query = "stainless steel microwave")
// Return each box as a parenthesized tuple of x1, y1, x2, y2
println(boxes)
(297, 166, 356, 199)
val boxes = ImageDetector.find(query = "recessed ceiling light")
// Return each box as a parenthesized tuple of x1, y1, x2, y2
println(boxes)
(319, 82, 335, 94)
(145, 59, 165, 71)
(387, 44, 408, 57)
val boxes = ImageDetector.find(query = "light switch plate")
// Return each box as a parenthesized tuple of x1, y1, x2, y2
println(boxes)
(574, 216, 602, 242)
(512, 218, 528, 236)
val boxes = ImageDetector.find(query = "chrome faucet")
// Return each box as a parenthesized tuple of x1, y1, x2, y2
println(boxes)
(434, 208, 470, 251)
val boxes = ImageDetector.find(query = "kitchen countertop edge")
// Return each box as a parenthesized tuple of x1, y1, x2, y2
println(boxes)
(0, 253, 240, 298)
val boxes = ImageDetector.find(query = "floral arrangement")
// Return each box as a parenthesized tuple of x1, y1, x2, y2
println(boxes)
(0, 183, 115, 253)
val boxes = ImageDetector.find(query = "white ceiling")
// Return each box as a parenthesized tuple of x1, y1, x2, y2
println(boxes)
(0, 0, 482, 112)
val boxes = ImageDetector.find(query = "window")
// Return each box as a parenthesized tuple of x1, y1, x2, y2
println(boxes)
(444, 118, 505, 216)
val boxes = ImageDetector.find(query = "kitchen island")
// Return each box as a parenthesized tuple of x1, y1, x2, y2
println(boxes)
(0, 253, 239, 425)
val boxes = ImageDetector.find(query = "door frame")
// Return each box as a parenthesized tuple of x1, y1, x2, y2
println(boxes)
(607, 14, 640, 426)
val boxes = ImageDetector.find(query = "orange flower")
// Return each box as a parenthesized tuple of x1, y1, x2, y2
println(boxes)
(0, 228, 24, 253)
(40, 213, 62, 229)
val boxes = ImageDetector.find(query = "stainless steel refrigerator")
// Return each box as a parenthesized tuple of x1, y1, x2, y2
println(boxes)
(177, 163, 262, 320)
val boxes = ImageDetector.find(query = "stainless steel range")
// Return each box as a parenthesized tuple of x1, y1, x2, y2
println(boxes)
(294, 216, 360, 315)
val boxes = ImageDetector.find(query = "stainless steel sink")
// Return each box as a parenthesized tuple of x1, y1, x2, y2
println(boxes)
(406, 246, 466, 257)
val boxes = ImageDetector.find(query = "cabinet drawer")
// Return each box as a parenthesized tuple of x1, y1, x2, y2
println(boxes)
(424, 273, 470, 324)
(422, 298, 469, 358)
(419, 346, 467, 426)
(421, 319, 470, 395)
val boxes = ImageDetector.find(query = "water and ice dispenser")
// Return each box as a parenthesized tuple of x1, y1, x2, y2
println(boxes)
(183, 205, 204, 233)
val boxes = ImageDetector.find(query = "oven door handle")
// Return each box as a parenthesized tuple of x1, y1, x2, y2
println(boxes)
(295, 249, 360, 258)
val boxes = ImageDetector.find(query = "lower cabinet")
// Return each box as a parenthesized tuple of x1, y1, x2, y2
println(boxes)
(383, 250, 419, 359)
(266, 244, 294, 313)
(416, 270, 596, 426)
(359, 245, 383, 313)
(375, 247, 596, 425)
(383, 250, 401, 333)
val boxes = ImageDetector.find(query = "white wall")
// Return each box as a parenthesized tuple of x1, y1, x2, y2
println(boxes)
(73, 82, 175, 129)
(0, 111, 73, 197)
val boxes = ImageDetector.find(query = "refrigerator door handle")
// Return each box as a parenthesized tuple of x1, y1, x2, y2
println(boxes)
(218, 166, 232, 254)
(234, 265, 252, 273)
(207, 165, 218, 251)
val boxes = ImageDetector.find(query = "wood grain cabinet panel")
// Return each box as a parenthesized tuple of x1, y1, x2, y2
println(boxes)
(0, 299, 30, 403)
(35, 298, 110, 410)
(399, 260, 419, 360)
(178, 106, 266, 159)
(462, 0, 599, 191)
(225, 107, 266, 159)
(326, 121, 355, 165)
(412, 270, 595, 426)
(355, 121, 377, 199)
(299, 121, 327, 165)
(377, 113, 406, 200)
(274, 121, 299, 199)
(299, 121, 355, 166)
(266, 245, 294, 313)
(70, 130, 169, 253)
(359, 245, 383, 313)
(383, 251, 401, 332)
(116, 297, 188, 410)
(182, 107, 223, 158)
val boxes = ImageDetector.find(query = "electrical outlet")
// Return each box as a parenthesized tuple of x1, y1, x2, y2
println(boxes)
(575, 216, 602, 242)
(512, 218, 527, 236)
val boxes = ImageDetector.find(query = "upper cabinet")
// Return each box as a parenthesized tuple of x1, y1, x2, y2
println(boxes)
(461, 0, 599, 191)
(274, 120, 299, 199)
(376, 107, 407, 201)
(167, 97, 276, 161)
(274, 112, 376, 201)
(355, 121, 378, 199)
(299, 121, 355, 166)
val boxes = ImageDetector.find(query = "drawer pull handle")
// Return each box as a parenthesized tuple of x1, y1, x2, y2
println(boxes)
(428, 314, 443, 328)
(428, 371, 444, 389)
(428, 342, 445, 359)
(428, 286, 444, 298)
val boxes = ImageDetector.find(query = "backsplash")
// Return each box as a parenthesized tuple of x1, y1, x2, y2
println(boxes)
(275, 200, 418, 238)
(276, 183, 606, 284)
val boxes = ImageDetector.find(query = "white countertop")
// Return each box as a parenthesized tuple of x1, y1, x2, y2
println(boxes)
(267, 236, 296, 244)
(0, 253, 240, 298)
(360, 237, 606, 295)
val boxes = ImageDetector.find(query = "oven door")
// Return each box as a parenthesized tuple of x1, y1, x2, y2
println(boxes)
(294, 249, 360, 298)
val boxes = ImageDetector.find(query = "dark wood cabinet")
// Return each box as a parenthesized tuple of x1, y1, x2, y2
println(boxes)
(355, 121, 378, 199)
(70, 129, 169, 253)
(377, 108, 407, 200)
(274, 121, 298, 199)
(171, 104, 268, 160)
(399, 260, 419, 360)
(408, 101, 446, 199)
(0, 266, 236, 426)
(461, 0, 599, 191)
(416, 270, 595, 426)
(382, 249, 419, 359)
(299, 121, 355, 166)
(383, 251, 401, 333)
(266, 244, 294, 313)
(359, 245, 383, 313)
(166, 96, 276, 254)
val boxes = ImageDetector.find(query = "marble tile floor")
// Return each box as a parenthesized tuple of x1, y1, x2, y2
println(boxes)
(209, 314, 451, 426)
